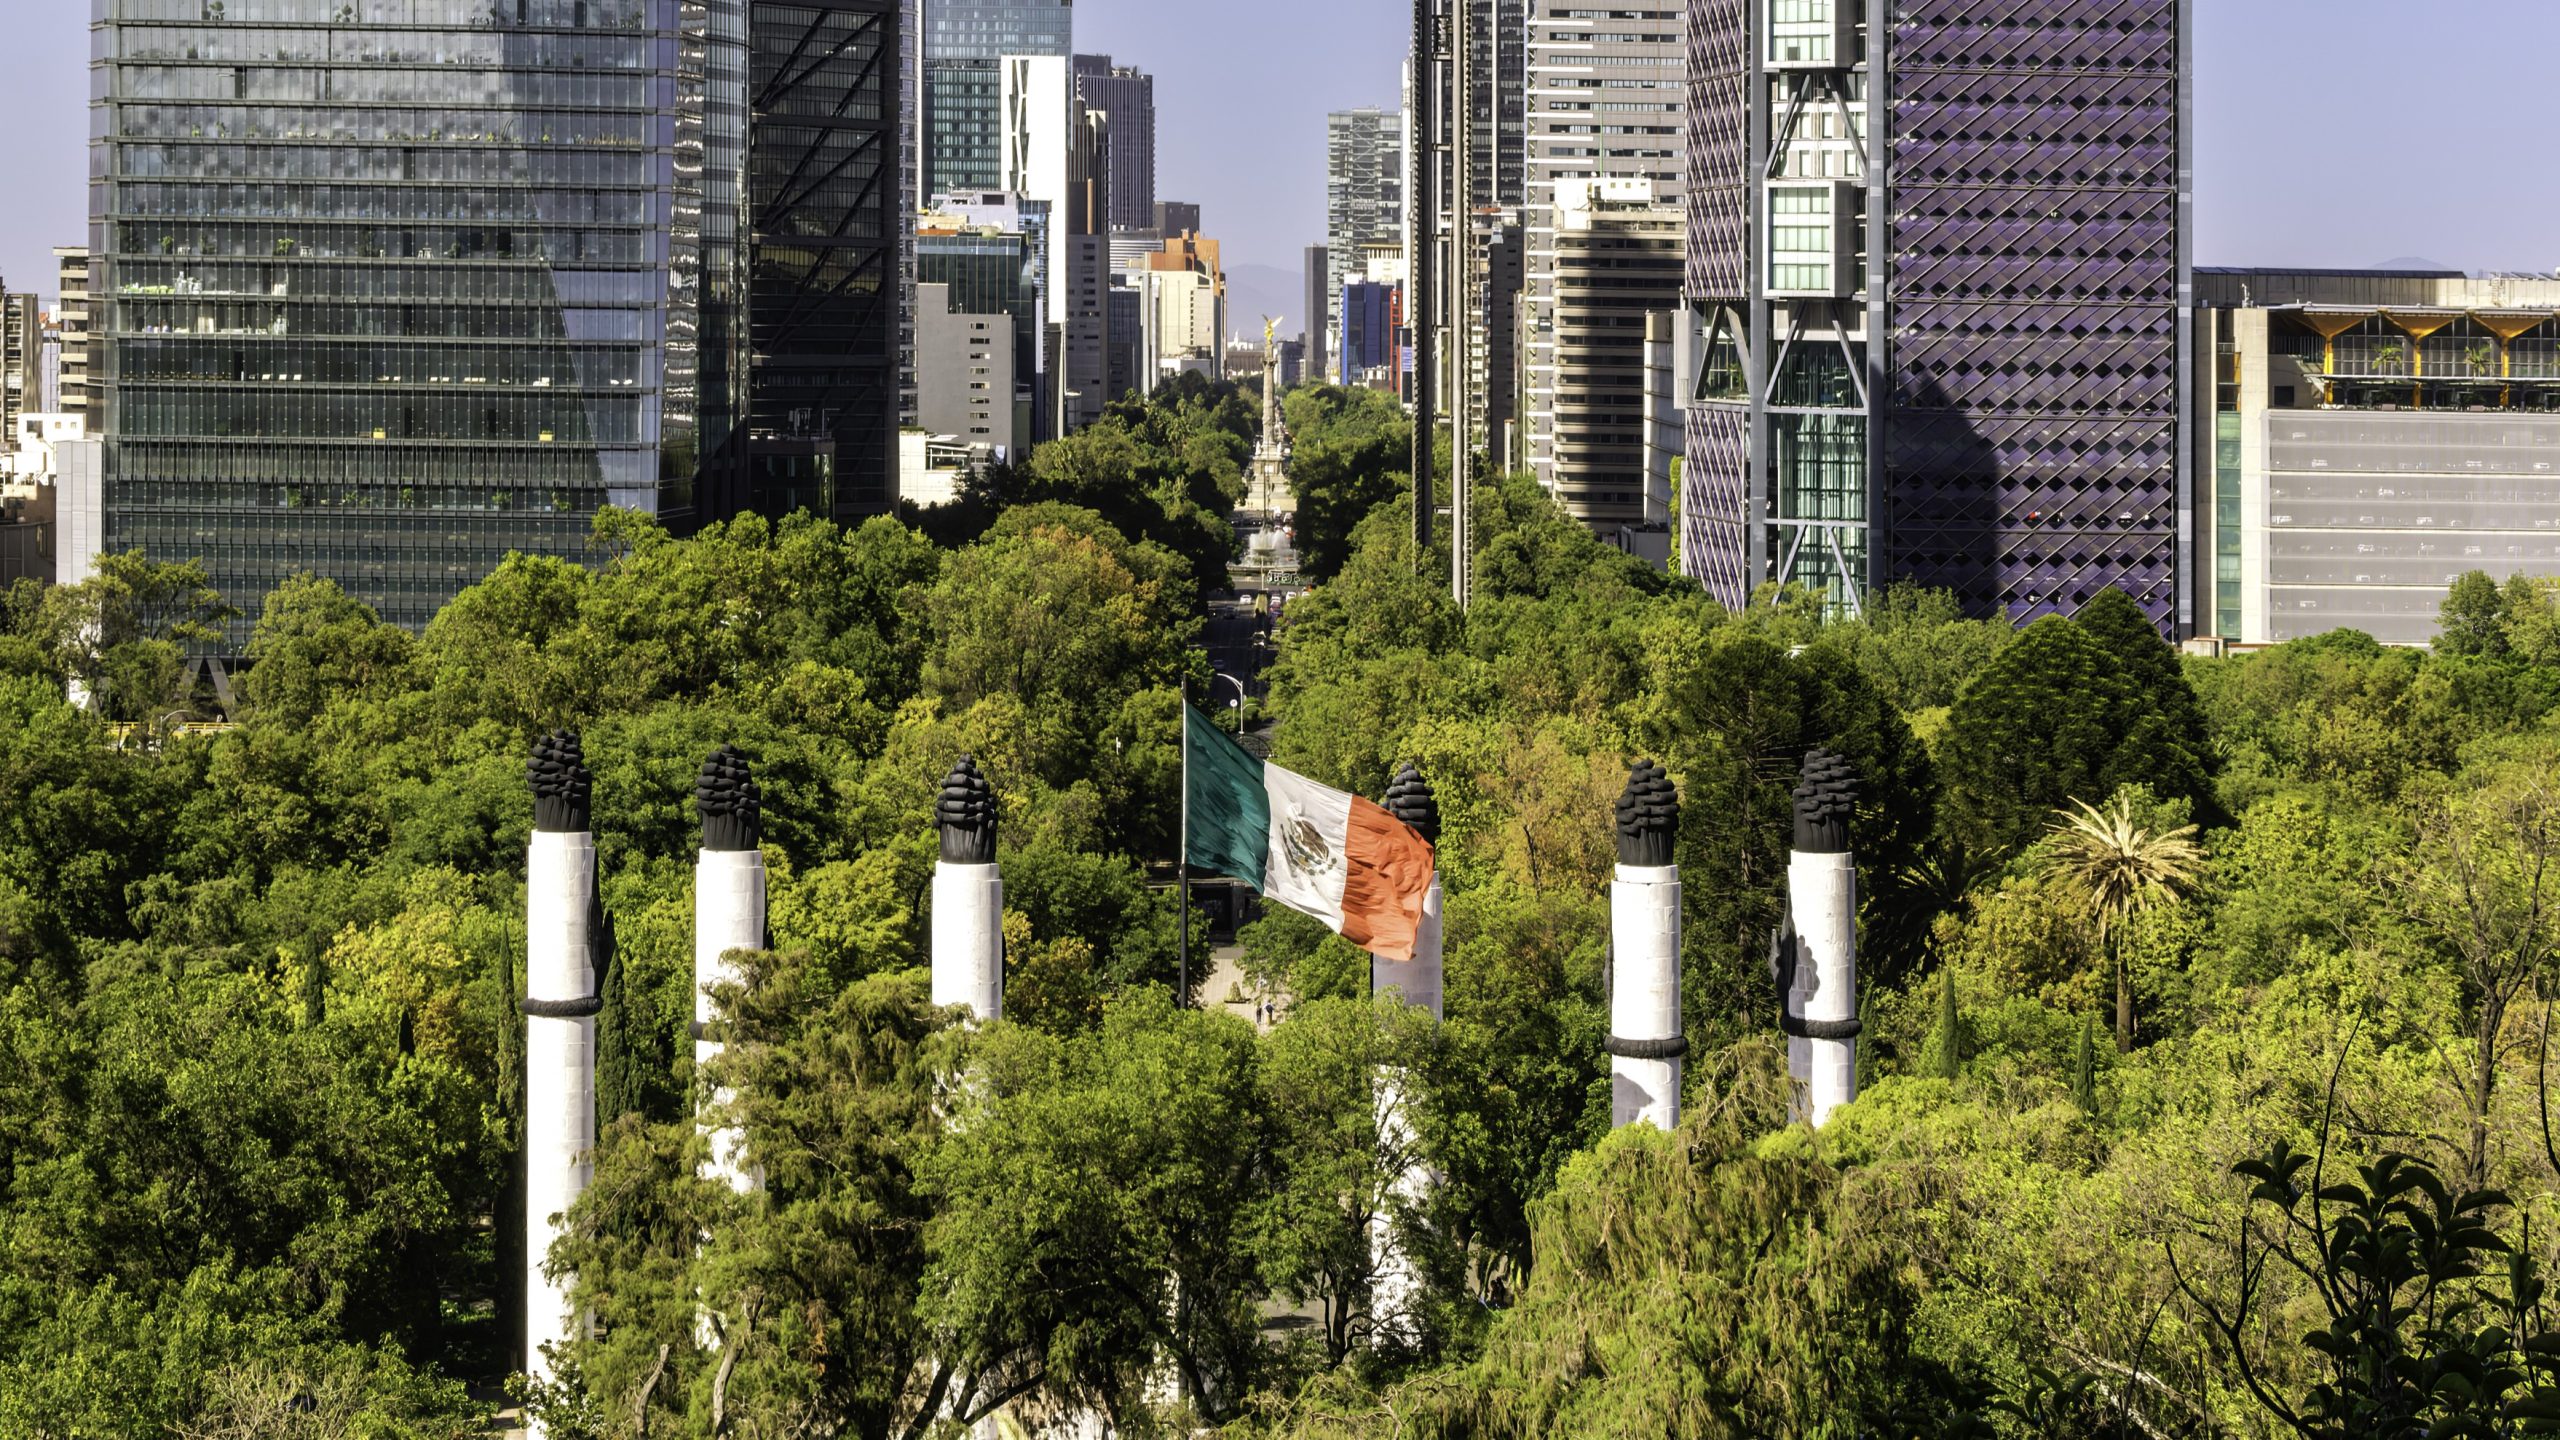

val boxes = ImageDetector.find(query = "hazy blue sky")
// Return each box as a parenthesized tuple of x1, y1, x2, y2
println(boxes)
(4, 2, 2557, 303)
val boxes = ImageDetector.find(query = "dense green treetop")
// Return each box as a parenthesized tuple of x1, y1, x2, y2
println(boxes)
(13, 391, 2560, 1437)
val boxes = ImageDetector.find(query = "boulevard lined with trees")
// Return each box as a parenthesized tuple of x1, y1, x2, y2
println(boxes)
(7, 376, 2560, 1435)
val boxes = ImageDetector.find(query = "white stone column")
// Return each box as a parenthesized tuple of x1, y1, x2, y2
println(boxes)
(932, 757, 1003, 1020)
(1784, 749, 1861, 1129)
(694, 846, 766, 1191)
(1608, 863, 1684, 1130)
(1607, 760, 1684, 1131)
(1368, 764, 1442, 1346)
(693, 745, 768, 1194)
(1787, 851, 1858, 1126)
(522, 731, 597, 1415)
(931, 862, 1005, 1018)
(1368, 877, 1444, 1019)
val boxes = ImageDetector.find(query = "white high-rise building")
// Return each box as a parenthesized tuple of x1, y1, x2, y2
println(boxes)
(1522, 4, 1687, 517)
(1325, 107, 1405, 380)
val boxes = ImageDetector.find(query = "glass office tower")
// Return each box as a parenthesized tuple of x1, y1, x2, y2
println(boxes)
(922, 0, 1070, 197)
(93, 0, 735, 638)
(1682, 0, 2189, 630)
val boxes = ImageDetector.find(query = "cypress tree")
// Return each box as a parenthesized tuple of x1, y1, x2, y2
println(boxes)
(591, 905, 652, 1125)
(2072, 1014, 2098, 1113)
(1934, 968, 1962, 1082)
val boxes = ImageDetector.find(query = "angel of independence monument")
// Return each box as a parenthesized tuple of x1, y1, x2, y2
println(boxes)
(1238, 317, 1300, 587)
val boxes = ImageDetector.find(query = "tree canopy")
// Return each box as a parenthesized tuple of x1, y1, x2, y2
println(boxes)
(11, 389, 2560, 1440)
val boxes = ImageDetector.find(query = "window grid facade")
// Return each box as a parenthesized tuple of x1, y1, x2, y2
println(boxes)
(93, 0, 710, 639)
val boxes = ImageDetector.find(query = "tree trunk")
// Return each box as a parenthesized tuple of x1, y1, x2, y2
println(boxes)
(2114, 938, 2134, 1054)
(2470, 1000, 2501, 1187)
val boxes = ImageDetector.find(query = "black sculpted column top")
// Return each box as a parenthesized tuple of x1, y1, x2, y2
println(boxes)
(1792, 749, 1857, 854)
(1615, 759, 1679, 867)
(529, 729, 592, 833)
(938, 756, 998, 865)
(1383, 762, 1440, 846)
(696, 745, 763, 852)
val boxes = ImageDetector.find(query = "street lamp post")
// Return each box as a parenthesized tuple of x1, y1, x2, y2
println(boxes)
(1211, 670, 1248, 718)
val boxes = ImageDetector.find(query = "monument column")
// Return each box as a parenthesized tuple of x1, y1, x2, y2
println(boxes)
(693, 745, 766, 1193)
(522, 730, 599, 1414)
(1370, 763, 1444, 1018)
(930, 757, 1003, 1020)
(1784, 750, 1860, 1127)
(1607, 761, 1684, 1131)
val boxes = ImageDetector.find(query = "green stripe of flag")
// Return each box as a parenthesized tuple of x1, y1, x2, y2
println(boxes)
(1184, 702, 1269, 890)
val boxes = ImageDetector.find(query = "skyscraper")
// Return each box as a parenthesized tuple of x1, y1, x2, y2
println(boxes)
(1003, 55, 1113, 432)
(746, 0, 904, 520)
(1072, 55, 1157, 233)
(1302, 244, 1330, 384)
(1464, 0, 1530, 212)
(920, 201, 1047, 455)
(1521, 2, 1686, 518)
(924, 0, 1072, 197)
(1325, 108, 1404, 379)
(90, 0, 905, 640)
(0, 292, 37, 448)
(1682, 0, 2189, 629)
(92, 0, 739, 637)
(1537, 181, 1683, 531)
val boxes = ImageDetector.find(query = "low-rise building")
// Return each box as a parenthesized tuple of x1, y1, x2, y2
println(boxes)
(2196, 268, 2560, 645)
(0, 413, 98, 587)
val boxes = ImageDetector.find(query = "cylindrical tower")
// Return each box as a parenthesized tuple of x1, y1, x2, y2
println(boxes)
(931, 756, 1003, 1020)
(1371, 763, 1444, 1019)
(1369, 764, 1442, 1347)
(693, 744, 766, 1194)
(1607, 760, 1684, 1130)
(1784, 749, 1859, 1127)
(522, 729, 599, 1407)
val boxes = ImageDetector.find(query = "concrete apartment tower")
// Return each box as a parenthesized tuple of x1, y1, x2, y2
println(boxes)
(522, 731, 600, 1411)
(1782, 750, 1859, 1128)
(694, 746, 767, 1194)
(932, 757, 1004, 1019)
(1607, 760, 1684, 1131)
(1682, 0, 2189, 629)
(1520, 1, 1686, 522)
(1325, 108, 1405, 379)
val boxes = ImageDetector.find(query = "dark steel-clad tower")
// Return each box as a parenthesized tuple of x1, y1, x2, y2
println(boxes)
(1683, 0, 2191, 633)
(747, 0, 904, 522)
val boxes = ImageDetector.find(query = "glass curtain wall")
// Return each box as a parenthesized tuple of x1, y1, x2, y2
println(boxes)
(96, 0, 694, 640)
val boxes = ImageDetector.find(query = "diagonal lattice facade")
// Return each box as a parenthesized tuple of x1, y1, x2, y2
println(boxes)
(750, 0, 904, 520)
(1680, 0, 1751, 603)
(1883, 0, 2184, 627)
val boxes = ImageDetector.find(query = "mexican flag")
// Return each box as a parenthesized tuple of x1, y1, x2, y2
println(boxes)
(1184, 704, 1437, 961)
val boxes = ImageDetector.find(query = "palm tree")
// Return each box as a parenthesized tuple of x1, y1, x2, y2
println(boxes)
(2044, 792, 2203, 1052)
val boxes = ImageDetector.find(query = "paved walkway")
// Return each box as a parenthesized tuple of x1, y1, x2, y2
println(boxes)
(1200, 942, 1279, 1033)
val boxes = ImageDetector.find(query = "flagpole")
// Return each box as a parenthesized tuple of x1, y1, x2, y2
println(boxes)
(1177, 684, 1190, 1007)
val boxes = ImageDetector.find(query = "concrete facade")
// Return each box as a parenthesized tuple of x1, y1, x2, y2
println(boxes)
(2193, 268, 2560, 647)
(916, 283, 1022, 458)
(1531, 181, 1684, 531)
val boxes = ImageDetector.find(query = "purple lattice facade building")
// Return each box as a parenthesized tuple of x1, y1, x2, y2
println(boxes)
(1680, 0, 2192, 634)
